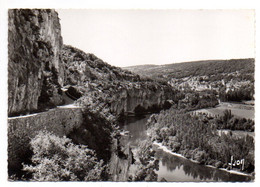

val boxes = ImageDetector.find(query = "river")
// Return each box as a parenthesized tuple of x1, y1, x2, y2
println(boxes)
(120, 115, 252, 182)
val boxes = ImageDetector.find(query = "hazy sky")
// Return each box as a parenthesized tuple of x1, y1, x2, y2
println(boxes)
(57, 9, 255, 67)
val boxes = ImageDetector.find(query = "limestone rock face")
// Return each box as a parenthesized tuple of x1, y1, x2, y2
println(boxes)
(62, 45, 174, 116)
(8, 9, 64, 116)
(110, 84, 172, 114)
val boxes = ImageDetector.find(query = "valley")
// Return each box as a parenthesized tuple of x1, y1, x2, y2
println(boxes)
(124, 58, 255, 180)
(7, 9, 255, 182)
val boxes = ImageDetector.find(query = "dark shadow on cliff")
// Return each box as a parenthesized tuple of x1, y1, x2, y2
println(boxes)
(67, 108, 113, 163)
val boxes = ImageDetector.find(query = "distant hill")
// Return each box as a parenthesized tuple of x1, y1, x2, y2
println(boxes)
(123, 59, 255, 81)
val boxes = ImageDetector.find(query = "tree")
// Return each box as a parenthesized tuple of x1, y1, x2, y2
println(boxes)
(222, 109, 233, 125)
(23, 131, 106, 181)
(131, 140, 159, 181)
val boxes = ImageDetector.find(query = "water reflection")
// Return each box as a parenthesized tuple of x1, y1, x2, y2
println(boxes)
(121, 115, 252, 182)
(155, 147, 251, 182)
(120, 115, 150, 147)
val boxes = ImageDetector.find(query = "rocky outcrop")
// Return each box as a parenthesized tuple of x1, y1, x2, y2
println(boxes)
(62, 45, 140, 85)
(109, 138, 133, 181)
(7, 9, 175, 181)
(8, 9, 64, 116)
(110, 83, 173, 115)
(62, 45, 174, 116)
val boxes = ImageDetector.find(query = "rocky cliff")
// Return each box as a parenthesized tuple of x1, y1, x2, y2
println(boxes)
(8, 10, 174, 118)
(8, 9, 64, 116)
(62, 45, 174, 117)
(8, 9, 175, 181)
(109, 83, 173, 115)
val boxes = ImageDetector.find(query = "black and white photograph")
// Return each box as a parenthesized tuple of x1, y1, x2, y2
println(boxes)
(1, 0, 259, 185)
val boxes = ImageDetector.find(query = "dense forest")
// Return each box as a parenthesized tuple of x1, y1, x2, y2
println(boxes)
(219, 84, 254, 102)
(213, 110, 254, 132)
(125, 58, 254, 81)
(146, 108, 255, 173)
(171, 89, 219, 110)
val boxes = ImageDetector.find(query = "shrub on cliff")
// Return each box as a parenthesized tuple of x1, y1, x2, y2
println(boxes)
(23, 131, 106, 181)
(130, 140, 159, 181)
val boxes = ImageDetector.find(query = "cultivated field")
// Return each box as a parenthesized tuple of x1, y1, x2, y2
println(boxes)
(217, 130, 255, 139)
(194, 101, 254, 120)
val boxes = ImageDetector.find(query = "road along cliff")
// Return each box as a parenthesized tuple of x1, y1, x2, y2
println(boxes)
(8, 9, 176, 181)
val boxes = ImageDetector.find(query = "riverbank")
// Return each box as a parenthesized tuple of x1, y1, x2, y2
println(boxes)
(153, 142, 253, 178)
